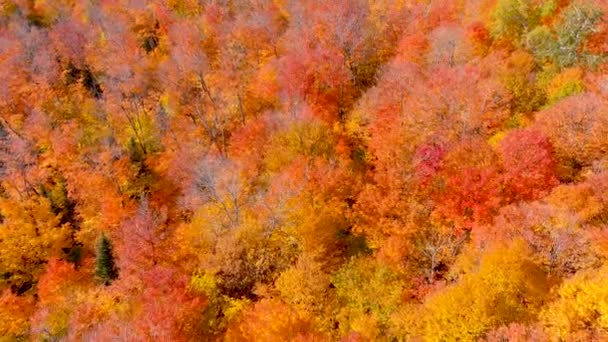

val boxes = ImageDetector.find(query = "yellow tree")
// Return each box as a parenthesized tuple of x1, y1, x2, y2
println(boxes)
(332, 256, 408, 340)
(541, 265, 608, 340)
(0, 197, 71, 292)
(421, 242, 549, 341)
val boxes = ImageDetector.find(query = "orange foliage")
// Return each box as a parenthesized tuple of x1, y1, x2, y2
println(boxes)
(2, 0, 608, 340)
(225, 299, 324, 342)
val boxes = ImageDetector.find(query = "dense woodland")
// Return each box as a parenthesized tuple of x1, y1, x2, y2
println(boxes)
(1, 0, 608, 340)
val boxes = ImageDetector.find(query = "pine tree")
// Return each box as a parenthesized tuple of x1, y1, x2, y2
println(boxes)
(95, 233, 118, 285)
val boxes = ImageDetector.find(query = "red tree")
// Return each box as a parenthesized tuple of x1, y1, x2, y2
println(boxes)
(498, 128, 559, 202)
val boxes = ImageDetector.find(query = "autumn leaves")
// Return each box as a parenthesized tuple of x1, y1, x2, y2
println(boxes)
(1, 0, 608, 340)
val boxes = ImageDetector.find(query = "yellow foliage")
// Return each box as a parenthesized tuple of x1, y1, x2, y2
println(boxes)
(488, 130, 508, 148)
(276, 257, 332, 313)
(0, 291, 33, 339)
(421, 242, 549, 341)
(546, 183, 603, 222)
(541, 265, 608, 339)
(500, 50, 546, 114)
(545, 67, 585, 104)
(333, 257, 407, 339)
(1, 1, 17, 16)
(388, 304, 425, 341)
(0, 198, 71, 288)
(190, 270, 252, 336)
(264, 120, 335, 173)
(172, 211, 215, 267)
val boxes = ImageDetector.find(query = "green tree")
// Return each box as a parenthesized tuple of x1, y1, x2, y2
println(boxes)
(95, 234, 119, 285)
(552, 2, 603, 68)
(333, 257, 407, 339)
(526, 2, 603, 68)
(491, 0, 543, 41)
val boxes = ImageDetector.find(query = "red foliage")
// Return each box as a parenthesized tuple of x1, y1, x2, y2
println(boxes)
(115, 201, 170, 273)
(3, 0, 608, 340)
(498, 129, 559, 202)
(485, 323, 548, 342)
(279, 44, 351, 122)
(229, 113, 277, 177)
(468, 21, 490, 43)
(414, 141, 447, 185)
(37, 258, 85, 302)
(131, 267, 207, 341)
(436, 166, 503, 229)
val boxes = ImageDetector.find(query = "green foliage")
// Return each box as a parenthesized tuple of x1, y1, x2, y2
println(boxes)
(39, 175, 76, 227)
(491, 0, 542, 41)
(539, 0, 559, 18)
(333, 257, 407, 337)
(553, 3, 603, 67)
(525, 25, 555, 61)
(504, 73, 547, 114)
(2, 0, 608, 340)
(547, 78, 584, 103)
(498, 50, 546, 114)
(128, 136, 146, 166)
(94, 234, 118, 285)
(545, 68, 585, 104)
(527, 2, 604, 68)
(66, 245, 83, 265)
(264, 120, 335, 173)
(190, 272, 250, 337)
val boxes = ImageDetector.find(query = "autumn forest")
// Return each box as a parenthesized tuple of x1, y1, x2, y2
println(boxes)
(1, 0, 608, 340)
